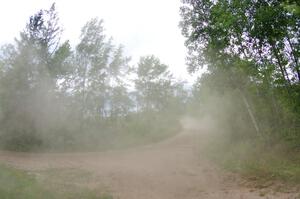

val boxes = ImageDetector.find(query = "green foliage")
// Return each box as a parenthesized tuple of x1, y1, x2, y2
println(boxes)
(282, 0, 300, 16)
(181, 0, 300, 84)
(135, 55, 182, 112)
(0, 5, 187, 151)
(181, 0, 300, 145)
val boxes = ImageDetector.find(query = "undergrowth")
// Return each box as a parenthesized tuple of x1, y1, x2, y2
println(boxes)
(0, 165, 112, 199)
(201, 133, 300, 187)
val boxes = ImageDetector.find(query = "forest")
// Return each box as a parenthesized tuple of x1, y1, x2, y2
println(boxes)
(0, 0, 299, 198)
(180, 0, 300, 184)
(0, 4, 187, 151)
(181, 0, 300, 142)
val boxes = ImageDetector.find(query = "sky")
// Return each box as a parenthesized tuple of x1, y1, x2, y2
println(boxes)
(0, 0, 200, 82)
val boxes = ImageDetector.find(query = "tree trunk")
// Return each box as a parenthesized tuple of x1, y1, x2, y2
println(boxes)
(270, 40, 291, 87)
(287, 36, 300, 82)
(238, 89, 261, 137)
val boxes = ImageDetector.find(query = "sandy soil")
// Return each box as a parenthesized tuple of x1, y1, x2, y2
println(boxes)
(0, 130, 299, 199)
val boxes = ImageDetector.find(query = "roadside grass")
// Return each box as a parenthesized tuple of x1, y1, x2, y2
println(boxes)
(201, 134, 300, 188)
(0, 165, 53, 199)
(0, 165, 113, 199)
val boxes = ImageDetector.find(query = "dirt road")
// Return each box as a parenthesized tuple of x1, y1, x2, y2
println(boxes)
(0, 130, 298, 199)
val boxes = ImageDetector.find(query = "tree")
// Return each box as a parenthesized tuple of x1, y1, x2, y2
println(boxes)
(180, 0, 300, 141)
(74, 18, 131, 121)
(180, 0, 300, 85)
(0, 3, 72, 150)
(135, 55, 175, 112)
